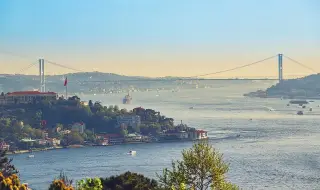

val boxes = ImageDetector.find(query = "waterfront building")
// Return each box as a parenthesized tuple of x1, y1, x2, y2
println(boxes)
(160, 131, 189, 141)
(125, 133, 142, 143)
(37, 139, 47, 146)
(0, 91, 58, 104)
(189, 130, 208, 140)
(97, 134, 124, 144)
(47, 138, 60, 146)
(42, 131, 49, 139)
(96, 134, 109, 145)
(71, 122, 86, 134)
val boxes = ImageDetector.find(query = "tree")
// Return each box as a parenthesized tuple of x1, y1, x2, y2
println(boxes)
(63, 132, 84, 145)
(88, 100, 93, 107)
(0, 150, 18, 177)
(158, 141, 238, 190)
(68, 96, 80, 101)
(120, 129, 128, 137)
(49, 171, 74, 190)
(77, 178, 102, 190)
(120, 108, 127, 115)
(101, 171, 160, 190)
(113, 105, 119, 113)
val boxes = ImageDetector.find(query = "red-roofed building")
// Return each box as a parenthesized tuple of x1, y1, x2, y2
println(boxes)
(1, 91, 58, 104)
(188, 130, 208, 140)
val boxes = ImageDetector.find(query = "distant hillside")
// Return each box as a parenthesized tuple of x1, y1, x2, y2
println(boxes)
(245, 74, 320, 99)
(0, 72, 150, 93)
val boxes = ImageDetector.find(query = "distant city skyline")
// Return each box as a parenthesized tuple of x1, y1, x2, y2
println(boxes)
(0, 0, 319, 78)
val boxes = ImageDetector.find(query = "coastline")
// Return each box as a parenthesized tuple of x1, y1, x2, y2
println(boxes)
(8, 138, 210, 155)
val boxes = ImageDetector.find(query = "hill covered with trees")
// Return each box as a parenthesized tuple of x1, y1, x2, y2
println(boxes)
(245, 74, 320, 99)
(0, 96, 192, 148)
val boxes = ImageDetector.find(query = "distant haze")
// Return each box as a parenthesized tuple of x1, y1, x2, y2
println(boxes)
(0, 0, 319, 78)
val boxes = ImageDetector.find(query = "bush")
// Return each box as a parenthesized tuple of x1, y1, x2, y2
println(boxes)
(158, 141, 238, 190)
(0, 172, 27, 190)
(101, 171, 160, 190)
(48, 171, 74, 190)
(77, 178, 103, 190)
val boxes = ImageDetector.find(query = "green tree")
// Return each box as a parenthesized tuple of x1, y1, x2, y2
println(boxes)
(0, 150, 18, 177)
(49, 171, 74, 190)
(113, 105, 119, 113)
(158, 141, 238, 190)
(101, 171, 160, 190)
(77, 177, 103, 190)
(107, 105, 114, 113)
(120, 129, 128, 137)
(64, 132, 84, 145)
(88, 100, 93, 107)
(120, 108, 127, 115)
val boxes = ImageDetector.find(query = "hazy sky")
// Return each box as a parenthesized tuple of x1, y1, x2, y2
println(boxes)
(0, 0, 319, 78)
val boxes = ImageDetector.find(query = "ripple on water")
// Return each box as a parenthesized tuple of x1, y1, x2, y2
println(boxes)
(11, 86, 320, 190)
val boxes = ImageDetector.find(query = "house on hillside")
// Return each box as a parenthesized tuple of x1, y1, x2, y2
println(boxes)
(0, 141, 10, 151)
(0, 91, 58, 104)
(71, 122, 86, 134)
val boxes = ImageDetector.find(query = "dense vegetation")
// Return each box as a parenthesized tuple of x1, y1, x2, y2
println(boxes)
(253, 74, 320, 98)
(1, 141, 239, 190)
(0, 96, 193, 148)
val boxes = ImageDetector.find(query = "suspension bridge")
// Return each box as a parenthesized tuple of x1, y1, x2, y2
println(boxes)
(0, 51, 318, 92)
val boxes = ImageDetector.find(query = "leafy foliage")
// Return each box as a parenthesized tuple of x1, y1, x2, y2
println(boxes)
(62, 132, 84, 145)
(48, 171, 74, 190)
(77, 177, 103, 190)
(158, 141, 239, 190)
(0, 172, 27, 190)
(0, 150, 18, 177)
(101, 171, 160, 190)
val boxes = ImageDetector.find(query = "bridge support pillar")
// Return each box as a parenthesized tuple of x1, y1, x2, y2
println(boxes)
(39, 59, 45, 92)
(278, 54, 283, 83)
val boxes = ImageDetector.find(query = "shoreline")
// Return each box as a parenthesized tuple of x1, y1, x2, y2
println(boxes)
(8, 138, 210, 155)
(244, 95, 320, 100)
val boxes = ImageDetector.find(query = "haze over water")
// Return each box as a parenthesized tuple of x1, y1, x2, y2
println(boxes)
(11, 80, 320, 190)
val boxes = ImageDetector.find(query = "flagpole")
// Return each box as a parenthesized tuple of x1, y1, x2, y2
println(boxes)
(64, 76, 68, 100)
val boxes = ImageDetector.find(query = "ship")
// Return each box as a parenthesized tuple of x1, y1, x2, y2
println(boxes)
(123, 93, 132, 104)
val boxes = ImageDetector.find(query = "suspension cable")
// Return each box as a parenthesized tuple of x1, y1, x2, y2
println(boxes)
(188, 55, 278, 78)
(283, 55, 317, 73)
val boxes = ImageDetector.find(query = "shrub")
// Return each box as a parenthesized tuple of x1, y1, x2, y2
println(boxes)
(0, 172, 27, 190)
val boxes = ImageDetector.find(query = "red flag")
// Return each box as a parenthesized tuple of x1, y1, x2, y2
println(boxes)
(64, 77, 68, 86)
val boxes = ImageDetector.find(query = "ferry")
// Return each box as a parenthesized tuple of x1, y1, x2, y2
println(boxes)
(123, 93, 132, 104)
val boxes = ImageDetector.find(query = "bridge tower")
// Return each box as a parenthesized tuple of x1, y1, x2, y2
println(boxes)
(39, 59, 45, 92)
(278, 54, 283, 83)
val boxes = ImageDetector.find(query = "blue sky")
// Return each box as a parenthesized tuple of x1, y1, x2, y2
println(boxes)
(0, 0, 319, 77)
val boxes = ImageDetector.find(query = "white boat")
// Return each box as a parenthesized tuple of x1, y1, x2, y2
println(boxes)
(27, 155, 34, 158)
(127, 150, 136, 155)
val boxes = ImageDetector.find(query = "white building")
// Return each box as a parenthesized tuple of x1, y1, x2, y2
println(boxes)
(71, 122, 86, 134)
(125, 133, 142, 143)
